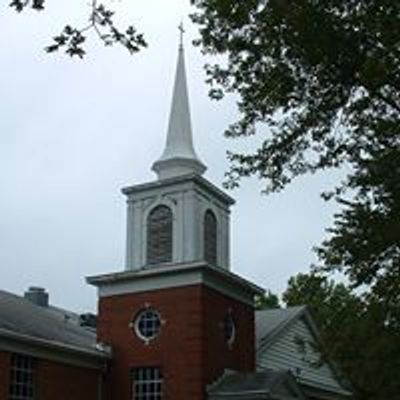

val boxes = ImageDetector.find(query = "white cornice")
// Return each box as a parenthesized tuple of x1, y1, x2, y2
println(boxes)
(121, 173, 235, 206)
(87, 262, 264, 306)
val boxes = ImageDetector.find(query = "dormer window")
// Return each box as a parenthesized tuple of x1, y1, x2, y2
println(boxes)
(147, 205, 173, 265)
(204, 209, 217, 265)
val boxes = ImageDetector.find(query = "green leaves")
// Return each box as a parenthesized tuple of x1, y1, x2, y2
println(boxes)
(9, 0, 45, 12)
(192, 0, 400, 323)
(191, 0, 399, 191)
(255, 290, 281, 310)
(46, 26, 86, 58)
(192, 3, 400, 397)
(11, 0, 147, 58)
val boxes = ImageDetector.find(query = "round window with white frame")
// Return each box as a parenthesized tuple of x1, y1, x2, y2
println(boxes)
(222, 313, 236, 346)
(132, 308, 162, 343)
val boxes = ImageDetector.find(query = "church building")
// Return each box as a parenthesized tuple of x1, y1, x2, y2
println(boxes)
(0, 36, 352, 400)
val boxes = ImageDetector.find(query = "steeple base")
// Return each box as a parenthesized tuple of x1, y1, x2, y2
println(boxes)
(152, 157, 206, 180)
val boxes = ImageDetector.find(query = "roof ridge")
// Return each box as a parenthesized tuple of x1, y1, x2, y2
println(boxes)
(256, 306, 308, 353)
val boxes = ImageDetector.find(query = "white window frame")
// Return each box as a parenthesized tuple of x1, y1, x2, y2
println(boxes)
(8, 354, 35, 400)
(223, 312, 236, 347)
(131, 308, 162, 343)
(131, 367, 162, 400)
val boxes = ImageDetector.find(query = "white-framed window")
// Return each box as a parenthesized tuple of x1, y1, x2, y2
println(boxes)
(8, 354, 36, 400)
(132, 308, 162, 342)
(131, 367, 162, 400)
(222, 313, 236, 346)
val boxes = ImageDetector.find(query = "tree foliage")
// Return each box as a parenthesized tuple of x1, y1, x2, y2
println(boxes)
(283, 273, 360, 330)
(9, 0, 147, 57)
(317, 144, 400, 329)
(255, 290, 281, 310)
(190, 0, 400, 346)
(191, 0, 399, 190)
(283, 272, 400, 400)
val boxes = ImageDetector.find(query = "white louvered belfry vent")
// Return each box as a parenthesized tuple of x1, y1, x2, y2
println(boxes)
(147, 205, 173, 265)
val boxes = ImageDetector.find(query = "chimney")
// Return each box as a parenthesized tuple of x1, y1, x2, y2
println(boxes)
(24, 287, 49, 307)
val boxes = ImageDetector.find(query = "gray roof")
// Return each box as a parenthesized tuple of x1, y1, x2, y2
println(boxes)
(208, 369, 306, 400)
(0, 290, 106, 358)
(255, 306, 306, 351)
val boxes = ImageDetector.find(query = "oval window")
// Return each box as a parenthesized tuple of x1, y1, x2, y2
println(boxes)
(223, 313, 236, 345)
(133, 308, 162, 342)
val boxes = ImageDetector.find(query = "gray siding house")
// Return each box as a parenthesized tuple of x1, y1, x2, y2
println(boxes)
(255, 306, 352, 400)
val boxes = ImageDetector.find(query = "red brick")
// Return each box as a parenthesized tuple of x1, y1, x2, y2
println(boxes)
(38, 360, 100, 400)
(97, 283, 255, 400)
(0, 350, 100, 400)
(0, 351, 10, 400)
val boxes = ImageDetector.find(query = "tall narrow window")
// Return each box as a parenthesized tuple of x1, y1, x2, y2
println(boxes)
(204, 209, 217, 265)
(131, 367, 162, 400)
(147, 205, 173, 265)
(8, 354, 35, 400)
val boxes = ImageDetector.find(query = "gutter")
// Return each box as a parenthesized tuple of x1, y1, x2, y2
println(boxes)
(0, 327, 111, 362)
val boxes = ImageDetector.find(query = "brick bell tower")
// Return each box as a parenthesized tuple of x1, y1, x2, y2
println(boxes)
(87, 29, 264, 400)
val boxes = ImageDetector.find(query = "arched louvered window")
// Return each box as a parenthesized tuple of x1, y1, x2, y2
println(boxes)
(147, 205, 173, 265)
(204, 209, 217, 265)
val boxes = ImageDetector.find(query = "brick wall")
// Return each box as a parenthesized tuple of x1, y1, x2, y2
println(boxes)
(203, 286, 255, 384)
(0, 351, 10, 400)
(97, 284, 255, 400)
(37, 359, 99, 400)
(0, 349, 100, 400)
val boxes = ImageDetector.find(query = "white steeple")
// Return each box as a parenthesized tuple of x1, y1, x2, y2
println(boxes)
(152, 25, 206, 180)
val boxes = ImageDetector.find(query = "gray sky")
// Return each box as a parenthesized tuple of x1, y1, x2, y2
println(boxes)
(0, 1, 340, 312)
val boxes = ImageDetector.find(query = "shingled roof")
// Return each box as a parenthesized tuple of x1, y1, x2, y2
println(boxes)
(0, 290, 108, 360)
(208, 369, 306, 400)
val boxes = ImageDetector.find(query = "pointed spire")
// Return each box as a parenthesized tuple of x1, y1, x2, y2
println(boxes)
(152, 26, 206, 180)
(179, 21, 185, 49)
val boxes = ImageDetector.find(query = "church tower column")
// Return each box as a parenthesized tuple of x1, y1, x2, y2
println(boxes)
(87, 27, 264, 400)
(123, 31, 234, 271)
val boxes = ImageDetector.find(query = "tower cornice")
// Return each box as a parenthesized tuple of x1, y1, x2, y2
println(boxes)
(122, 173, 235, 206)
(87, 261, 264, 306)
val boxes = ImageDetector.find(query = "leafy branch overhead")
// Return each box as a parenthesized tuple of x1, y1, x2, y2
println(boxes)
(190, 0, 400, 324)
(191, 0, 399, 193)
(9, 0, 147, 57)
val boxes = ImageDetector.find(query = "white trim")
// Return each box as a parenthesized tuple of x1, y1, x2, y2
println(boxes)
(132, 308, 162, 344)
(223, 312, 236, 348)
(88, 262, 263, 306)
(97, 269, 203, 298)
(122, 173, 235, 206)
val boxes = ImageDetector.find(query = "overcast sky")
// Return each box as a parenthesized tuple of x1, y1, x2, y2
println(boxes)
(0, 1, 341, 313)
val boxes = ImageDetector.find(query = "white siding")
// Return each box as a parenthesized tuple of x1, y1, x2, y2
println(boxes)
(257, 317, 348, 395)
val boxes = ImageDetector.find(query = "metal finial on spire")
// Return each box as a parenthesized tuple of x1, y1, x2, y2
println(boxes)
(178, 22, 185, 49)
